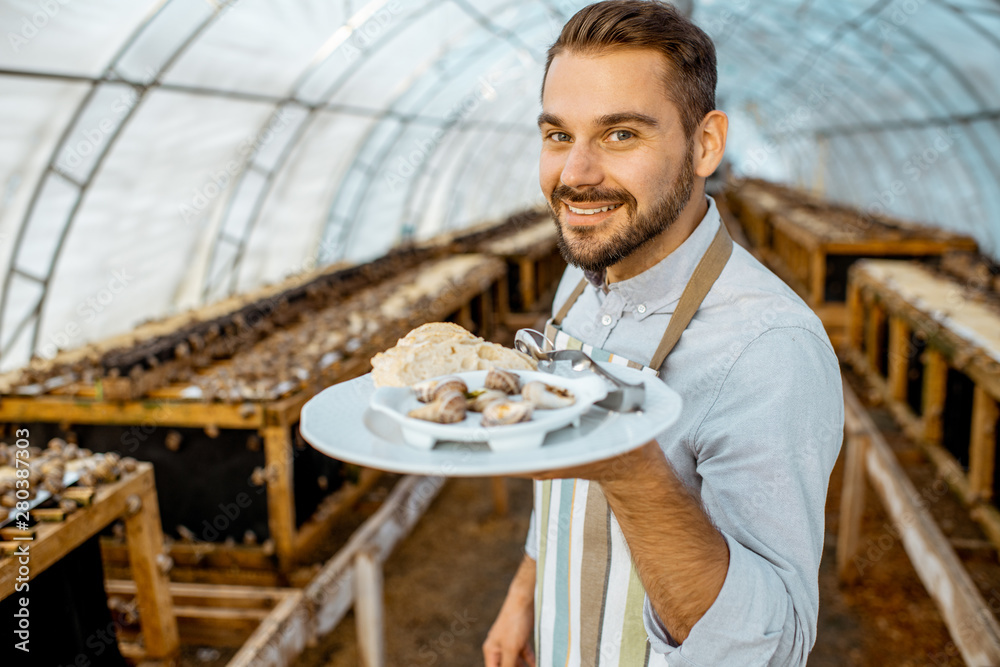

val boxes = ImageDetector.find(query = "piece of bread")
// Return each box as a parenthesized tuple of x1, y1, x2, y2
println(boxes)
(371, 322, 537, 387)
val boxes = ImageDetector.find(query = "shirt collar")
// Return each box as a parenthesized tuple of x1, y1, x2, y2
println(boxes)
(606, 195, 722, 320)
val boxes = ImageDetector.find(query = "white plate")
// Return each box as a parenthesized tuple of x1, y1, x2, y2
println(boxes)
(300, 362, 683, 477)
(369, 370, 608, 451)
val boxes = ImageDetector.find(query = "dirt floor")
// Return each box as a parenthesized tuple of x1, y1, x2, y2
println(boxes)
(294, 367, 1000, 666)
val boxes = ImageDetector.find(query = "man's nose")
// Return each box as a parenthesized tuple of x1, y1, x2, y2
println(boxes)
(560, 143, 603, 189)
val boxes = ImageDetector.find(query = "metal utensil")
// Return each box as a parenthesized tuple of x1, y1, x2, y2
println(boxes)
(514, 328, 646, 412)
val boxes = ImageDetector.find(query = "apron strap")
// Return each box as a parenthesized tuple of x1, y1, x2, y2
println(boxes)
(648, 222, 733, 370)
(548, 220, 734, 370)
(552, 277, 589, 326)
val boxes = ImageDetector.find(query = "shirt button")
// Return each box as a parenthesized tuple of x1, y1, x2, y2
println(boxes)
(637, 304, 647, 314)
(601, 315, 612, 326)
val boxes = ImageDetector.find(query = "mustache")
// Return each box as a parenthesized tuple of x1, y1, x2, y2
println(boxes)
(551, 185, 636, 208)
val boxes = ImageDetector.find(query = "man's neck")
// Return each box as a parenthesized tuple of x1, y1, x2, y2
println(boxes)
(606, 192, 710, 284)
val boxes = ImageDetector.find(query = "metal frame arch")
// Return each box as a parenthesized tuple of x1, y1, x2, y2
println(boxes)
(0, 0, 231, 362)
(723, 5, 991, 219)
(721, 30, 915, 204)
(756, 1, 1000, 190)
(197, 0, 444, 301)
(398, 65, 540, 235)
(325, 1, 550, 262)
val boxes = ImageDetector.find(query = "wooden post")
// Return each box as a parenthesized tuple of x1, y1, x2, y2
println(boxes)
(922, 348, 948, 445)
(355, 549, 386, 667)
(480, 282, 495, 340)
(837, 428, 869, 584)
(866, 301, 886, 378)
(496, 272, 510, 327)
(263, 425, 296, 570)
(810, 247, 826, 307)
(969, 386, 999, 503)
(846, 280, 864, 353)
(458, 303, 475, 334)
(887, 316, 910, 403)
(124, 473, 180, 660)
(518, 258, 536, 311)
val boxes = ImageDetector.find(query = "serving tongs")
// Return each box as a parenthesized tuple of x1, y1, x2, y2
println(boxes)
(514, 328, 646, 412)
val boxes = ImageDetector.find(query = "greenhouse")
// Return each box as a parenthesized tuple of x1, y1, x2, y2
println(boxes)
(0, 0, 998, 665)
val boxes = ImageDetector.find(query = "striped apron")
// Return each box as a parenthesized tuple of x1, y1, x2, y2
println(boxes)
(533, 222, 733, 666)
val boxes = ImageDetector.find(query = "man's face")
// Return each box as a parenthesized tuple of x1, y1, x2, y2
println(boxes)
(539, 48, 696, 274)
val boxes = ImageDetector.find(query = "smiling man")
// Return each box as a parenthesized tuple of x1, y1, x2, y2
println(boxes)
(483, 2, 844, 667)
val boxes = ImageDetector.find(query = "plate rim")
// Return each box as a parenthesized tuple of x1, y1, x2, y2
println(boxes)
(300, 362, 682, 477)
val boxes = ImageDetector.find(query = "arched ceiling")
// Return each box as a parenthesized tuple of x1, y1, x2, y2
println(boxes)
(0, 0, 997, 372)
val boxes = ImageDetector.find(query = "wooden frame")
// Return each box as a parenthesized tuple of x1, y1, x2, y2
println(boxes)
(837, 380, 1000, 664)
(226, 475, 444, 667)
(0, 256, 507, 575)
(105, 579, 297, 653)
(845, 258, 1000, 551)
(724, 179, 978, 349)
(479, 218, 565, 329)
(0, 462, 179, 662)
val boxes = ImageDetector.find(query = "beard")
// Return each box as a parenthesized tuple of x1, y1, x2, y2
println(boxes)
(548, 146, 695, 274)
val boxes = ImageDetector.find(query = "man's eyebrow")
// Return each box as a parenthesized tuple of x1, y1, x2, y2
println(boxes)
(595, 112, 658, 128)
(537, 112, 562, 127)
(536, 111, 659, 129)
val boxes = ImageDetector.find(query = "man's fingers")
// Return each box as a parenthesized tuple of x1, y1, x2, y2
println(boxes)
(521, 645, 537, 667)
(482, 644, 500, 667)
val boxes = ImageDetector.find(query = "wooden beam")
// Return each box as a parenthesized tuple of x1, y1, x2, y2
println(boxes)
(355, 549, 386, 667)
(846, 279, 864, 353)
(292, 468, 383, 560)
(124, 472, 179, 660)
(0, 464, 149, 597)
(836, 426, 869, 584)
(518, 258, 536, 312)
(0, 396, 261, 429)
(865, 300, 886, 379)
(810, 247, 827, 306)
(922, 348, 948, 445)
(969, 385, 999, 503)
(842, 382, 1000, 665)
(226, 476, 444, 667)
(887, 316, 910, 403)
(263, 425, 296, 571)
(106, 579, 294, 610)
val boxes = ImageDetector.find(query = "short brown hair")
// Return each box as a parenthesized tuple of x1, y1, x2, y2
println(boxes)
(543, 0, 717, 138)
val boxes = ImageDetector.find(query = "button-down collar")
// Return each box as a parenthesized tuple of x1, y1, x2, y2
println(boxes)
(606, 196, 722, 321)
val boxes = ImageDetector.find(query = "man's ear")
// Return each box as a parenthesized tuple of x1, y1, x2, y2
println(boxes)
(693, 110, 728, 178)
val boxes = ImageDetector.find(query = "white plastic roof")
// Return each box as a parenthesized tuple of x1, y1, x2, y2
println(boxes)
(0, 0, 998, 372)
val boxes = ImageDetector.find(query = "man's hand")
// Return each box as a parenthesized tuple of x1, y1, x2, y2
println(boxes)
(483, 554, 537, 667)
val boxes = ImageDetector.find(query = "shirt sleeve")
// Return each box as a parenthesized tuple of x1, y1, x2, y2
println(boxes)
(643, 326, 844, 666)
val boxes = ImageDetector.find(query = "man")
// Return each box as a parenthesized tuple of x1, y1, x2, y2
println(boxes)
(483, 2, 843, 666)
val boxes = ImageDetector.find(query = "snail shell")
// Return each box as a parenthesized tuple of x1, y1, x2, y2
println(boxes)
(413, 376, 468, 403)
(521, 381, 576, 409)
(481, 400, 533, 427)
(484, 368, 520, 395)
(467, 389, 508, 412)
(408, 389, 467, 424)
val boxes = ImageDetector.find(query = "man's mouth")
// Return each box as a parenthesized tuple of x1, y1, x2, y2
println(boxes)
(565, 202, 623, 215)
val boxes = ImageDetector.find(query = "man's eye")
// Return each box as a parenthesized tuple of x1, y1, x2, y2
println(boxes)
(548, 132, 571, 142)
(609, 130, 634, 142)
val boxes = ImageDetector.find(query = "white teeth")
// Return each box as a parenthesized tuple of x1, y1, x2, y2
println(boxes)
(567, 203, 622, 215)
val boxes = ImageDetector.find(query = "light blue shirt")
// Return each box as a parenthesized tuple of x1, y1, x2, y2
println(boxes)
(525, 196, 844, 666)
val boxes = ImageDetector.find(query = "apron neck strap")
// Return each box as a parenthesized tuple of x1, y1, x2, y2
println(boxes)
(648, 221, 733, 370)
(552, 277, 589, 326)
(549, 221, 734, 370)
